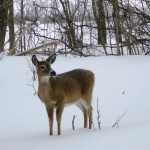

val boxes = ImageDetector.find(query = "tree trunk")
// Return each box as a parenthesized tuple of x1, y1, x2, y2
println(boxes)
(92, 0, 107, 45)
(59, 0, 81, 53)
(0, 0, 9, 53)
(112, 0, 122, 55)
(19, 0, 24, 52)
(8, 0, 15, 55)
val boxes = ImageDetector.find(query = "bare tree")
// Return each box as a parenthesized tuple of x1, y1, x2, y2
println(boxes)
(92, 0, 107, 55)
(112, 0, 122, 55)
(92, 0, 106, 44)
(4, 0, 149, 56)
(19, 0, 24, 52)
(0, 0, 9, 53)
(8, 0, 15, 55)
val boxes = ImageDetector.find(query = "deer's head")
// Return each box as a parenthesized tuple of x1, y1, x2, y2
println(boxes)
(32, 54, 56, 78)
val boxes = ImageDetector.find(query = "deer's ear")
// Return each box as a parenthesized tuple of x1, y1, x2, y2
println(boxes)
(46, 53, 56, 64)
(32, 55, 39, 66)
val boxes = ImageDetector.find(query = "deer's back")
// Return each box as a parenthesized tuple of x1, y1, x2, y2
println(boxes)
(50, 69, 94, 103)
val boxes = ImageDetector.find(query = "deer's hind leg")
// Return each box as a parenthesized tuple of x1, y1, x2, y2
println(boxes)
(76, 101, 88, 128)
(80, 98, 93, 129)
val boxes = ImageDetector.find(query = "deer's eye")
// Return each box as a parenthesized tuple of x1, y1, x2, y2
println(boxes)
(40, 65, 46, 70)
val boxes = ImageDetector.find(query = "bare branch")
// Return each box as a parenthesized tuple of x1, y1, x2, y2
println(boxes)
(72, 115, 76, 130)
(112, 109, 127, 128)
(97, 97, 101, 130)
(92, 118, 96, 131)
(26, 82, 37, 95)
(15, 41, 60, 56)
(27, 58, 37, 81)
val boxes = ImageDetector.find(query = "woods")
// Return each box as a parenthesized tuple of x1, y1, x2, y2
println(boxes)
(0, 0, 149, 56)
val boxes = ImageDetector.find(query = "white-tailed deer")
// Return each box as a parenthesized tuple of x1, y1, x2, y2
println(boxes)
(32, 54, 94, 135)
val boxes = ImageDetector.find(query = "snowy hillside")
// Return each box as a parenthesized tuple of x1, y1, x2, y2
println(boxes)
(0, 55, 150, 150)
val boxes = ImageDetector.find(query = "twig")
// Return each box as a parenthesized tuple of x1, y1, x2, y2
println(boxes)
(112, 109, 127, 128)
(92, 118, 96, 130)
(72, 115, 75, 130)
(97, 98, 101, 130)
(26, 82, 37, 95)
(122, 90, 125, 94)
(27, 58, 37, 81)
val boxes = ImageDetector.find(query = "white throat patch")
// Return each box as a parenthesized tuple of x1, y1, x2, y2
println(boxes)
(40, 76, 50, 83)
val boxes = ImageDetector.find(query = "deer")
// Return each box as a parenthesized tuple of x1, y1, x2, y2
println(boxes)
(31, 53, 95, 135)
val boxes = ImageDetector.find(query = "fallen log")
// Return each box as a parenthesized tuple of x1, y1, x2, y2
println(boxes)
(15, 41, 60, 56)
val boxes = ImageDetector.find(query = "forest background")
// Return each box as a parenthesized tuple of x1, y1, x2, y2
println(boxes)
(0, 0, 149, 57)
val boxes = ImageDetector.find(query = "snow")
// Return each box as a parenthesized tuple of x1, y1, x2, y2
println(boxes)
(0, 55, 150, 150)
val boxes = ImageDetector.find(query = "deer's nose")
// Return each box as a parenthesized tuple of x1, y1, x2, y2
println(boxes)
(50, 70, 56, 77)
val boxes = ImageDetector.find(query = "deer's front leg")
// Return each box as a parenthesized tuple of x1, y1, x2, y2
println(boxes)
(56, 105, 64, 135)
(46, 106, 54, 136)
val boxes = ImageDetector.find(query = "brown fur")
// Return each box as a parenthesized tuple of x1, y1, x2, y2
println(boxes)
(32, 55, 95, 135)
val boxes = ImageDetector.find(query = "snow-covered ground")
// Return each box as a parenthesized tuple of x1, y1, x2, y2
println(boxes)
(0, 55, 150, 150)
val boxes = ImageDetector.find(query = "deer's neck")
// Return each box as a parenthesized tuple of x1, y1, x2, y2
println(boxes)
(38, 75, 51, 104)
(39, 75, 50, 84)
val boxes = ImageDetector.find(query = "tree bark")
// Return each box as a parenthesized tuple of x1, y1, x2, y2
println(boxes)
(112, 0, 122, 55)
(8, 0, 15, 55)
(0, 0, 9, 52)
(92, 0, 107, 45)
